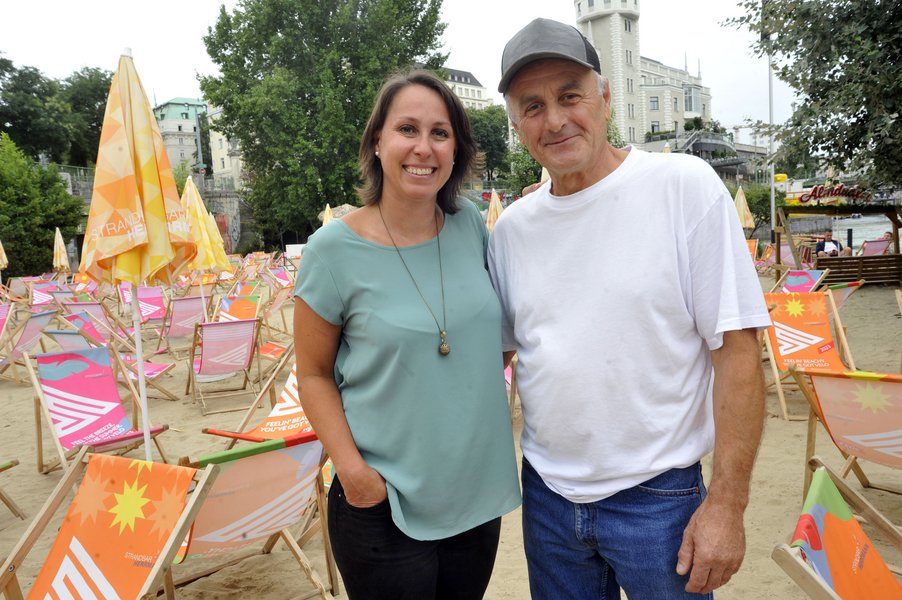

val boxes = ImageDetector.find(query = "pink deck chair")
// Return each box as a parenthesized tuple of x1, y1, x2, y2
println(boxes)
(24, 346, 170, 473)
(262, 285, 294, 339)
(0, 309, 55, 384)
(779, 242, 814, 269)
(265, 266, 293, 290)
(791, 367, 902, 497)
(117, 283, 167, 322)
(157, 295, 207, 356)
(857, 238, 891, 256)
(29, 281, 59, 306)
(186, 318, 262, 415)
(0, 303, 12, 346)
(771, 269, 830, 294)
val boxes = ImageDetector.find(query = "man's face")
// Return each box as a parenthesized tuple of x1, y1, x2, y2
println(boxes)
(824, 231, 833, 242)
(506, 59, 611, 184)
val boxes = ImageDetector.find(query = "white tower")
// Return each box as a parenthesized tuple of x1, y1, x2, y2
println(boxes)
(574, 0, 641, 144)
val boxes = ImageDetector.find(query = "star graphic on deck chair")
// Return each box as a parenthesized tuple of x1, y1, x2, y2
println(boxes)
(147, 485, 186, 541)
(785, 297, 805, 317)
(109, 479, 150, 534)
(852, 383, 892, 413)
(808, 298, 827, 318)
(71, 469, 111, 526)
(129, 458, 154, 476)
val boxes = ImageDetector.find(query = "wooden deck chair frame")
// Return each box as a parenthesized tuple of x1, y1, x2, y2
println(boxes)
(186, 318, 263, 415)
(0, 448, 218, 600)
(173, 435, 338, 599)
(212, 294, 262, 322)
(0, 309, 55, 385)
(261, 285, 294, 340)
(0, 302, 15, 349)
(770, 269, 831, 294)
(156, 295, 210, 357)
(762, 292, 854, 421)
(0, 458, 26, 520)
(790, 366, 902, 498)
(771, 460, 902, 599)
(857, 238, 892, 257)
(24, 348, 170, 474)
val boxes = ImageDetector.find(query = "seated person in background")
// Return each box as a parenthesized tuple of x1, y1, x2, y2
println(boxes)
(815, 230, 852, 257)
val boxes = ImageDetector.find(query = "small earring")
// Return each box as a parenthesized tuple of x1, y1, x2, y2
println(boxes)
(452, 160, 455, 166)
(375, 150, 380, 157)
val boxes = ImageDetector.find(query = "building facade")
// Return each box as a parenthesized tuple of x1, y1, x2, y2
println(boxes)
(152, 98, 207, 171)
(445, 68, 491, 110)
(207, 105, 244, 190)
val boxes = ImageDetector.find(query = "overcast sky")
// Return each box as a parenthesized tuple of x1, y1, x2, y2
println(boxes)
(3, 0, 793, 144)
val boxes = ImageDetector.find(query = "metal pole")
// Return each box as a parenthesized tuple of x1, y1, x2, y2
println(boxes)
(768, 57, 776, 244)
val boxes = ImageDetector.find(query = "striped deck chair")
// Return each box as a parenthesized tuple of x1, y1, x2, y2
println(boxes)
(173, 434, 338, 599)
(0, 302, 13, 346)
(0, 458, 25, 519)
(790, 367, 902, 498)
(24, 346, 170, 474)
(0, 449, 217, 600)
(157, 295, 207, 356)
(117, 283, 167, 322)
(55, 314, 180, 402)
(214, 294, 261, 322)
(0, 309, 55, 384)
(29, 281, 59, 307)
(186, 318, 262, 415)
(857, 238, 891, 257)
(772, 463, 901, 599)
(771, 269, 831, 294)
(779, 242, 815, 270)
(762, 292, 853, 421)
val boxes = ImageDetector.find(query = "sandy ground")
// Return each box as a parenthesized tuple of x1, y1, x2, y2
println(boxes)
(1, 280, 900, 599)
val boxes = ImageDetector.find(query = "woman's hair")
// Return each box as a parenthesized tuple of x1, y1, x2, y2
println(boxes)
(357, 69, 476, 214)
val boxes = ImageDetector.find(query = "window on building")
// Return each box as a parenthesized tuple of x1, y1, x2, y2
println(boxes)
(625, 49, 633, 65)
(674, 121, 679, 132)
(181, 112, 189, 119)
(477, 90, 482, 99)
(220, 158, 225, 169)
(219, 138, 224, 149)
(628, 127, 635, 142)
(674, 97, 678, 111)
(649, 96, 659, 111)
(651, 121, 660, 133)
(702, 104, 707, 116)
(627, 78, 633, 93)
(577, 2, 581, 16)
(627, 103, 634, 118)
(624, 18, 632, 32)
(179, 151, 185, 159)
(684, 86, 700, 113)
(177, 125, 183, 132)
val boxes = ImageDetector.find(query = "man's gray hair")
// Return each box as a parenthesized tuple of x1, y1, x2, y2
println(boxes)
(504, 72, 608, 124)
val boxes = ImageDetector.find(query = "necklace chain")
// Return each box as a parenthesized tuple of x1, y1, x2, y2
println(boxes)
(378, 204, 450, 356)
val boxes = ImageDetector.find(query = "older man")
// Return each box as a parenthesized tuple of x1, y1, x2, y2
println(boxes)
(815, 229, 852, 257)
(487, 18, 772, 599)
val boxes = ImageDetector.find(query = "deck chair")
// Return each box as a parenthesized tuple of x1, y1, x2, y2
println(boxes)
(227, 278, 261, 297)
(213, 294, 261, 322)
(746, 238, 759, 262)
(0, 309, 55, 384)
(157, 295, 208, 356)
(29, 281, 60, 306)
(0, 303, 13, 347)
(771, 269, 831, 294)
(0, 458, 25, 519)
(186, 318, 262, 415)
(857, 238, 892, 257)
(756, 243, 776, 273)
(790, 366, 902, 498)
(264, 266, 294, 290)
(261, 285, 294, 339)
(0, 449, 217, 600)
(173, 434, 337, 599)
(762, 292, 854, 421)
(826, 280, 865, 314)
(25, 346, 170, 474)
(772, 463, 901, 599)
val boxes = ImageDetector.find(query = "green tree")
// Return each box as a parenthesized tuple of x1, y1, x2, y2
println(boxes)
(467, 105, 509, 182)
(200, 0, 446, 245)
(0, 133, 84, 276)
(0, 66, 72, 162)
(731, 0, 902, 186)
(173, 161, 191, 196)
(507, 143, 542, 197)
(725, 181, 786, 236)
(60, 67, 113, 167)
(197, 112, 213, 175)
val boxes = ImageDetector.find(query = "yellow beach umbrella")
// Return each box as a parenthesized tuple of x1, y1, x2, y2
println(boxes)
(204, 210, 232, 273)
(322, 203, 334, 225)
(734, 185, 756, 229)
(53, 227, 70, 274)
(486, 189, 504, 233)
(79, 50, 196, 460)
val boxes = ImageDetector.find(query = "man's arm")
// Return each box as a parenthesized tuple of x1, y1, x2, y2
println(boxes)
(676, 328, 765, 594)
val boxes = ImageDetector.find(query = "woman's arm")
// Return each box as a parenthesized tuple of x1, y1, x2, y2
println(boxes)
(293, 297, 387, 507)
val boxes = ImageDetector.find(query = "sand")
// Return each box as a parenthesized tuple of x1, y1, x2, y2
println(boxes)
(1, 280, 900, 599)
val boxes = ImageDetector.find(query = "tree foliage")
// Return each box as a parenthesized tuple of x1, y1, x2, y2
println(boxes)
(60, 67, 113, 166)
(467, 105, 509, 181)
(730, 0, 902, 186)
(506, 143, 542, 197)
(725, 181, 786, 236)
(201, 0, 446, 245)
(0, 134, 85, 276)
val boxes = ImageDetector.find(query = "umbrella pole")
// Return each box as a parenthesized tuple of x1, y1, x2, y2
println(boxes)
(130, 282, 153, 461)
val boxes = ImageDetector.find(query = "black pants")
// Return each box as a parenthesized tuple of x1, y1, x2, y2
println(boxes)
(328, 476, 502, 600)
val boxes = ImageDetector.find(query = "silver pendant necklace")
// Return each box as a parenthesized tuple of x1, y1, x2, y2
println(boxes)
(379, 204, 450, 357)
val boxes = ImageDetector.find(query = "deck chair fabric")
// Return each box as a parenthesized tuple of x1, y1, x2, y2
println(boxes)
(762, 292, 853, 421)
(228, 279, 260, 297)
(0, 458, 26, 519)
(158, 295, 207, 355)
(746, 238, 758, 262)
(29, 281, 59, 306)
(827, 280, 864, 314)
(772, 465, 901, 599)
(214, 294, 261, 322)
(174, 434, 336, 599)
(0, 302, 12, 345)
(0, 449, 216, 600)
(187, 318, 261, 415)
(791, 366, 902, 497)
(0, 309, 55, 383)
(118, 283, 167, 323)
(772, 269, 830, 294)
(857, 238, 892, 257)
(756, 244, 776, 272)
(26, 346, 170, 473)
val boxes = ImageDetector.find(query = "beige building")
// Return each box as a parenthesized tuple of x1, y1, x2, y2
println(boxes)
(445, 68, 492, 110)
(208, 105, 244, 190)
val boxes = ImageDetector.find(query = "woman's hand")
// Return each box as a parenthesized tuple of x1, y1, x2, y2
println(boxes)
(341, 463, 388, 508)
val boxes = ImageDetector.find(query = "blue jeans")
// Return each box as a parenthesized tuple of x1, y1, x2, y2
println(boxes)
(522, 459, 713, 600)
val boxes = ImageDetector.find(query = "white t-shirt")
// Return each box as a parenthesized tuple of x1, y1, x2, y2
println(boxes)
(487, 148, 771, 503)
(822, 241, 839, 254)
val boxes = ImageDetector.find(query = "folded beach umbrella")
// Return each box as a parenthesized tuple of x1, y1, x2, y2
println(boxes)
(734, 185, 756, 229)
(181, 177, 229, 320)
(486, 189, 504, 233)
(79, 50, 196, 460)
(52, 227, 70, 274)
(322, 203, 334, 225)
(0, 239, 7, 286)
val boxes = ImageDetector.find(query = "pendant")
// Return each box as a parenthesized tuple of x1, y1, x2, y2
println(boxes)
(439, 331, 451, 356)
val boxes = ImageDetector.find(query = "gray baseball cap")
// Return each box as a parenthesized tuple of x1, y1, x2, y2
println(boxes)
(498, 18, 601, 94)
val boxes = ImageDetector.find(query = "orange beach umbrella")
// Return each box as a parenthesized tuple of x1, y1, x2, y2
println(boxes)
(485, 189, 504, 233)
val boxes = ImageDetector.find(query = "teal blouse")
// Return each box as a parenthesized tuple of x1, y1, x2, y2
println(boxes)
(294, 200, 521, 540)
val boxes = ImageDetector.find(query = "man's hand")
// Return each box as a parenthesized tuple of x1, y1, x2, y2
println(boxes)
(676, 498, 746, 593)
